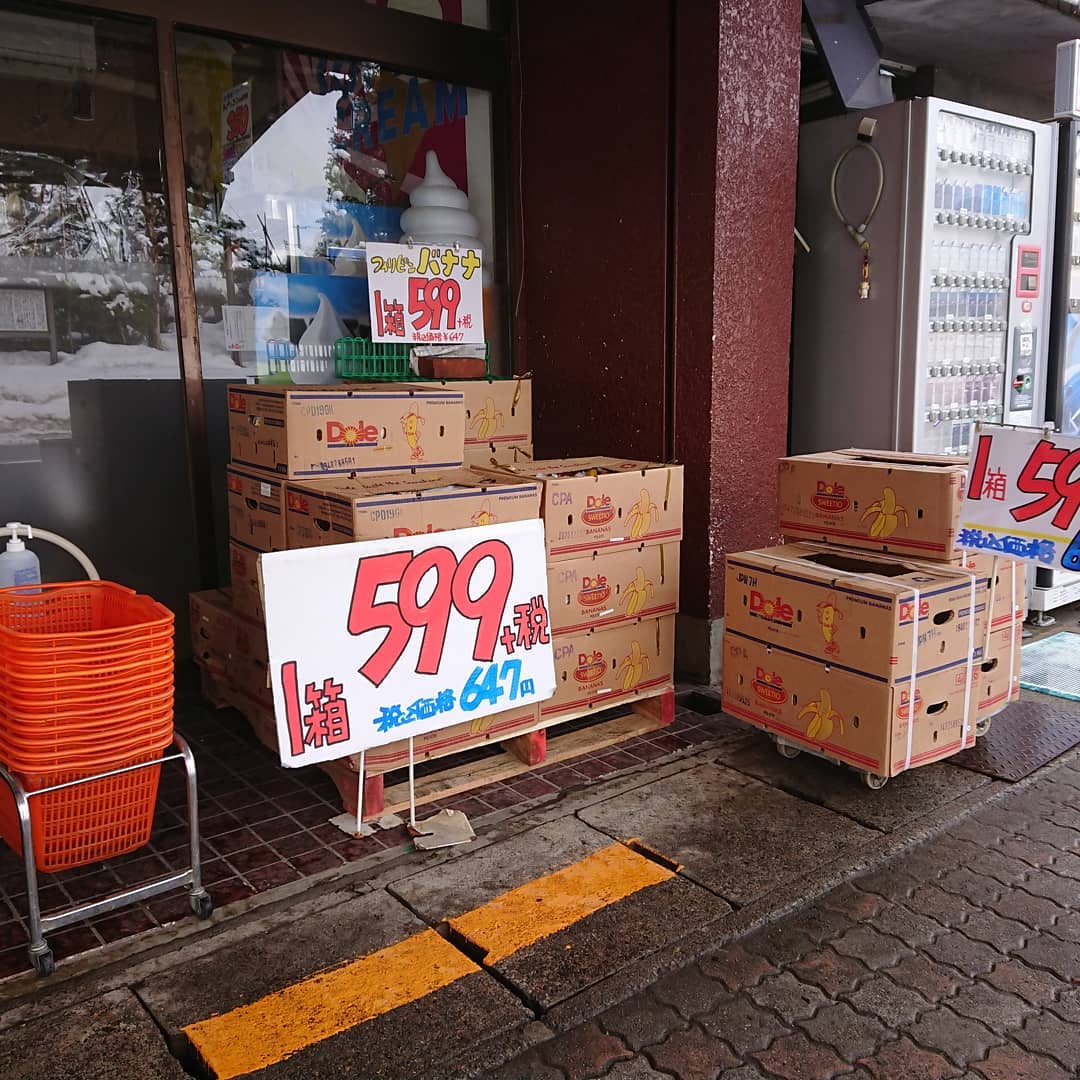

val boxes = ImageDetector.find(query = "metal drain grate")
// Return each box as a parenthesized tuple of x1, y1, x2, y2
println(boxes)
(1020, 632, 1080, 702)
(951, 700, 1080, 781)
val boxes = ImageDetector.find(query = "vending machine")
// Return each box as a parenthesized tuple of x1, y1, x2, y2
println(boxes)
(1031, 43, 1080, 620)
(791, 97, 1058, 457)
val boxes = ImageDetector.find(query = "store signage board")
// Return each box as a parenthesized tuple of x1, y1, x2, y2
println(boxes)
(365, 240, 484, 345)
(221, 81, 252, 184)
(960, 424, 1080, 569)
(260, 520, 555, 767)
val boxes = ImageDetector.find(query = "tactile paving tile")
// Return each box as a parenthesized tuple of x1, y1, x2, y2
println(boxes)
(950, 700, 1080, 781)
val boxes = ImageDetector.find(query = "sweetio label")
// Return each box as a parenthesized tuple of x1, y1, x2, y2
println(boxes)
(261, 520, 555, 765)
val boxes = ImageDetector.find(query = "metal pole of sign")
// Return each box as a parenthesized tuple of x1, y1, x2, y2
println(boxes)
(407, 737, 417, 828)
(356, 749, 366, 832)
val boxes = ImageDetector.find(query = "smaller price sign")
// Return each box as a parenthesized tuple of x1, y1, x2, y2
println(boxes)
(260, 520, 554, 766)
(365, 240, 484, 345)
(961, 424, 1080, 569)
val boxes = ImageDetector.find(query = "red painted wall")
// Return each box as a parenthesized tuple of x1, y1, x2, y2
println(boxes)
(513, 0, 801, 628)
(513, 2, 671, 462)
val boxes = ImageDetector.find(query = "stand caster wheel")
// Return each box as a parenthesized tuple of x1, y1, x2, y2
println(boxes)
(31, 948, 54, 977)
(863, 772, 889, 790)
(190, 891, 214, 920)
(775, 739, 801, 760)
(976, 716, 992, 738)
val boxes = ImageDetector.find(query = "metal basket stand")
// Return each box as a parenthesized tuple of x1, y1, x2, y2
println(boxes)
(0, 733, 213, 977)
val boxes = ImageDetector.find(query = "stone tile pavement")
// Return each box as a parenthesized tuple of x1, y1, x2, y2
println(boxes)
(488, 755, 1080, 1079)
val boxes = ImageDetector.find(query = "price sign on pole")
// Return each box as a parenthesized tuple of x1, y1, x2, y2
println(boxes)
(260, 520, 554, 766)
(960, 424, 1080, 569)
(365, 240, 484, 345)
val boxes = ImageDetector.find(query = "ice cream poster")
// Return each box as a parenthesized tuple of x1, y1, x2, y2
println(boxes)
(251, 271, 370, 382)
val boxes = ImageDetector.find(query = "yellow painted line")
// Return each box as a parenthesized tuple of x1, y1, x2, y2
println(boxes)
(449, 842, 674, 964)
(183, 928, 477, 1080)
(182, 842, 673, 1078)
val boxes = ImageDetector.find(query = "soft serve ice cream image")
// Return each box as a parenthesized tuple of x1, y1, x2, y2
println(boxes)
(291, 293, 348, 384)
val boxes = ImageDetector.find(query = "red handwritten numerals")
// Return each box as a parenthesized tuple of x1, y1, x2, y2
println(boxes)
(1009, 438, 1080, 530)
(347, 540, 515, 687)
(408, 277, 461, 332)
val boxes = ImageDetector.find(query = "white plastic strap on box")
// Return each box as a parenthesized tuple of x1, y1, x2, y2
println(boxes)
(765, 549, 977, 773)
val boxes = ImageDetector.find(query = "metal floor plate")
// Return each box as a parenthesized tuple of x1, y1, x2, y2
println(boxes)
(951, 700, 1080, 782)
(1019, 632, 1080, 702)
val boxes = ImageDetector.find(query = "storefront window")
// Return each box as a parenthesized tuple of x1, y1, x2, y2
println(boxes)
(0, 4, 204, 615)
(175, 31, 498, 385)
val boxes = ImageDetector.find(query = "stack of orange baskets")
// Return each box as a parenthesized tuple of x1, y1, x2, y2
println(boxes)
(0, 581, 174, 871)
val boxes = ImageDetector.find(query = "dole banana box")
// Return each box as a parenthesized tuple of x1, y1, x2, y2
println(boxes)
(778, 449, 968, 561)
(229, 540, 264, 623)
(958, 552, 1027, 630)
(548, 543, 680, 635)
(189, 589, 233, 670)
(724, 543, 986, 679)
(227, 465, 286, 552)
(227, 383, 465, 479)
(475, 458, 684, 562)
(434, 376, 532, 454)
(544, 615, 675, 721)
(976, 622, 1022, 720)
(285, 469, 541, 548)
(721, 632, 979, 779)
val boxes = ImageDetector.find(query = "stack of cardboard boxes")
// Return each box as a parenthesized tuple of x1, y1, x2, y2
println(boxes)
(474, 458, 685, 725)
(190, 379, 543, 784)
(721, 449, 1025, 783)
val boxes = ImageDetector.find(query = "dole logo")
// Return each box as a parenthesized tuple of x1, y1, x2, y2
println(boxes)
(582, 493, 615, 527)
(749, 590, 794, 627)
(326, 420, 380, 448)
(574, 650, 607, 683)
(811, 480, 850, 513)
(752, 666, 787, 704)
(896, 688, 923, 720)
(898, 598, 931, 622)
(393, 524, 446, 537)
(286, 491, 309, 513)
(228, 391, 247, 412)
(578, 574, 611, 606)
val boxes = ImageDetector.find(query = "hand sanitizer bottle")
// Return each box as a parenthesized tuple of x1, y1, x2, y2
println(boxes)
(0, 524, 41, 588)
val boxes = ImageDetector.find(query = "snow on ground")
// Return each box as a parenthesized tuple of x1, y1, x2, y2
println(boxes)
(0, 320, 251, 445)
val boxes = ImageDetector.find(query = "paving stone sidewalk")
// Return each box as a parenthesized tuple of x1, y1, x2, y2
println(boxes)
(488, 755, 1080, 1080)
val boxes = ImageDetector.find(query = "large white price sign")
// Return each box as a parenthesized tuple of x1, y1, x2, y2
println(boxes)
(366, 240, 484, 345)
(960, 424, 1080, 570)
(260, 520, 554, 766)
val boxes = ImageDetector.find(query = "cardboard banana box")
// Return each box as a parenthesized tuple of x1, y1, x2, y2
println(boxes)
(547, 543, 679, 635)
(724, 543, 986, 679)
(435, 377, 532, 453)
(544, 615, 675, 721)
(778, 449, 969, 561)
(285, 468, 540, 548)
(976, 621, 1022, 720)
(227, 383, 465, 479)
(189, 589, 234, 669)
(475, 457, 684, 562)
(227, 465, 287, 552)
(721, 630, 980, 778)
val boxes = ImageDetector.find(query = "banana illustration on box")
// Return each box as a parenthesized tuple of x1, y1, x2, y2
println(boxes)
(401, 410, 425, 461)
(621, 566, 656, 616)
(470, 715, 493, 735)
(816, 593, 843, 657)
(862, 486, 909, 539)
(799, 689, 844, 741)
(617, 640, 651, 691)
(470, 501, 497, 527)
(468, 397, 504, 440)
(626, 488, 660, 540)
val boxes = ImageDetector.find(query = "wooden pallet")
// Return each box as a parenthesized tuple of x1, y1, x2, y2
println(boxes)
(321, 687, 676, 820)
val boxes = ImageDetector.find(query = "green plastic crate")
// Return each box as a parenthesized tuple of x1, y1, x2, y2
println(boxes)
(333, 337, 491, 381)
(333, 338, 412, 381)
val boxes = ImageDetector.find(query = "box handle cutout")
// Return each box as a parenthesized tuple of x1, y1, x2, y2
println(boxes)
(933, 610, 955, 625)
(981, 658, 999, 673)
(926, 701, 948, 715)
(314, 518, 332, 533)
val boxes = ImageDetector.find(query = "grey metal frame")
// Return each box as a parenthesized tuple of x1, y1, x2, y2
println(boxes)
(0, 733, 211, 976)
